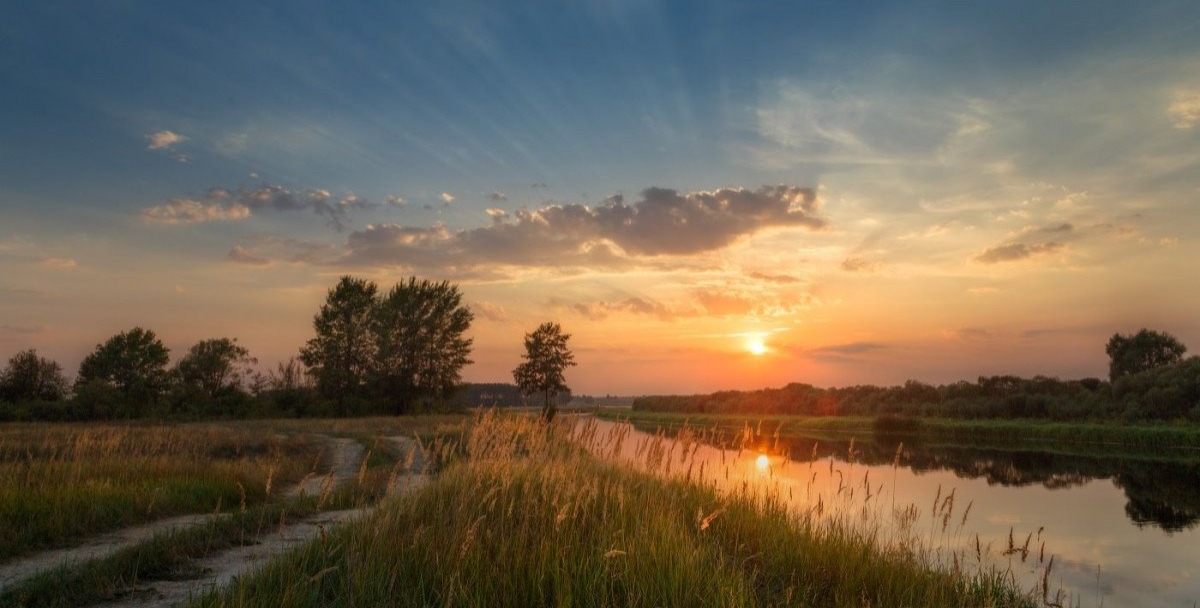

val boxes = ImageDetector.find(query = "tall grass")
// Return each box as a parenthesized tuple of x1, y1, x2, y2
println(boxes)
(200, 411, 1038, 607)
(0, 423, 318, 561)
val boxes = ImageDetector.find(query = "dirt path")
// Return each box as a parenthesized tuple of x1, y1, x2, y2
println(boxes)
(95, 436, 429, 608)
(0, 435, 366, 595)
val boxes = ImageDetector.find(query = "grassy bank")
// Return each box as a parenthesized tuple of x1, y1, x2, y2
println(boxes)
(0, 423, 321, 562)
(600, 408, 1200, 450)
(198, 412, 1037, 608)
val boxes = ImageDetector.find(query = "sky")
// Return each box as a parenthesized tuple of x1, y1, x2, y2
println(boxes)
(1, 1, 1198, 395)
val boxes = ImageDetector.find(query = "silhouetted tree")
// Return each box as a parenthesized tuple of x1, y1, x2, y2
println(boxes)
(0, 349, 68, 403)
(1107, 329, 1187, 381)
(372, 277, 473, 410)
(176, 338, 257, 398)
(76, 327, 170, 416)
(300, 276, 378, 413)
(513, 322, 576, 422)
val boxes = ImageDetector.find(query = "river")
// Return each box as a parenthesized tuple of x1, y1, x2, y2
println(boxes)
(578, 415, 1200, 607)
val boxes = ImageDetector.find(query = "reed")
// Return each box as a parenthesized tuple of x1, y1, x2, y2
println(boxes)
(199, 411, 1038, 607)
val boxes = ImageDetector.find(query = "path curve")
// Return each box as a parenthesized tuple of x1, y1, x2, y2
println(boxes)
(0, 435, 365, 595)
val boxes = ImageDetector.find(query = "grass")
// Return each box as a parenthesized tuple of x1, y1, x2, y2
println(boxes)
(0, 423, 321, 562)
(600, 408, 1200, 450)
(196, 411, 1040, 608)
(0, 415, 462, 607)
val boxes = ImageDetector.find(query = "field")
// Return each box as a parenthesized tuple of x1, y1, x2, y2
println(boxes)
(1, 413, 1046, 607)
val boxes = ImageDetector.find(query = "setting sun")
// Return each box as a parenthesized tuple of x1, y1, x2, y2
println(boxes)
(747, 337, 768, 356)
(755, 453, 770, 470)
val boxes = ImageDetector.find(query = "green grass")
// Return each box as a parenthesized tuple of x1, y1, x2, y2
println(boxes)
(0, 423, 320, 562)
(195, 412, 1037, 608)
(600, 408, 1200, 450)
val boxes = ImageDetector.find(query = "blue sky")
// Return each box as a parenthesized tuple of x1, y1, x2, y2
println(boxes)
(2, 1, 1198, 393)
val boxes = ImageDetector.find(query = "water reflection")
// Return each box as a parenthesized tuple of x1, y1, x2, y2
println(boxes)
(582, 416, 1200, 608)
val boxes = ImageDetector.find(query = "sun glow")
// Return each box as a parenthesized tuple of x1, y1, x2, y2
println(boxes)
(755, 453, 770, 470)
(746, 337, 768, 356)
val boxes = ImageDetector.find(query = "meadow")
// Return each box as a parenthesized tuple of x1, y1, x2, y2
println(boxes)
(0, 413, 1049, 607)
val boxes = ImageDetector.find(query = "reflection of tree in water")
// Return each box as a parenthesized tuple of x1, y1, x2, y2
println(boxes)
(628, 421, 1200, 532)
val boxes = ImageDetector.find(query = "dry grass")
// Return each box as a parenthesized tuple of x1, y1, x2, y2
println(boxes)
(0, 422, 319, 562)
(199, 411, 1044, 607)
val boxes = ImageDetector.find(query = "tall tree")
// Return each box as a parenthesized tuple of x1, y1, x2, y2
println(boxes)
(300, 276, 378, 412)
(513, 322, 576, 422)
(0, 349, 68, 402)
(373, 277, 474, 409)
(176, 338, 257, 398)
(76, 327, 170, 414)
(1106, 329, 1187, 381)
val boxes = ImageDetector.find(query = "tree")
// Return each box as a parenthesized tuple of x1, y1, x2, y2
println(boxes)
(300, 276, 378, 412)
(1106, 329, 1187, 382)
(76, 327, 171, 415)
(176, 338, 257, 398)
(513, 322, 576, 422)
(0, 349, 68, 402)
(372, 277, 474, 410)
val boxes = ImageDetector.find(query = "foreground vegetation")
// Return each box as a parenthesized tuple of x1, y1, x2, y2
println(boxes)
(0, 423, 320, 562)
(199, 412, 1040, 608)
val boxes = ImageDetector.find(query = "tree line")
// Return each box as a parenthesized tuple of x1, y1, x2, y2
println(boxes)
(635, 329, 1200, 422)
(1, 276, 576, 421)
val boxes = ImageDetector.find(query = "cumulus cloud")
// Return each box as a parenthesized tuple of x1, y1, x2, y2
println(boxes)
(386, 194, 406, 207)
(141, 185, 377, 230)
(146, 130, 186, 150)
(485, 191, 508, 202)
(340, 185, 823, 272)
(440, 192, 455, 203)
(974, 241, 1064, 264)
(226, 246, 272, 266)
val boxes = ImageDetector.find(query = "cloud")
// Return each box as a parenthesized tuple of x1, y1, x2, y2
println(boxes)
(810, 342, 888, 357)
(440, 192, 455, 203)
(573, 297, 675, 321)
(747, 271, 801, 284)
(472, 301, 507, 322)
(840, 257, 878, 273)
(339, 185, 823, 273)
(949, 327, 992, 340)
(142, 199, 252, 225)
(141, 185, 377, 230)
(1169, 91, 1200, 129)
(146, 130, 186, 150)
(974, 241, 1064, 264)
(485, 208, 509, 223)
(386, 194, 406, 207)
(39, 257, 77, 269)
(485, 191, 508, 202)
(967, 286, 1000, 295)
(226, 246, 272, 266)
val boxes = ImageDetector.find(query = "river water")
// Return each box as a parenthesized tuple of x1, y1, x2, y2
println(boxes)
(579, 416, 1200, 607)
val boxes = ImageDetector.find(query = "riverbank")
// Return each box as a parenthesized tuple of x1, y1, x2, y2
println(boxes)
(598, 408, 1200, 451)
(198, 411, 1037, 608)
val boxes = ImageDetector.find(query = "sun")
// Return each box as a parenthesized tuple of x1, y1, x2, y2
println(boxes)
(756, 453, 770, 470)
(746, 337, 768, 356)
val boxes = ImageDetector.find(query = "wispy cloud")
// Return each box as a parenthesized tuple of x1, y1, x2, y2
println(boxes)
(484, 191, 507, 202)
(39, 257, 77, 269)
(472, 301, 508, 322)
(141, 185, 377, 231)
(1169, 91, 1200, 129)
(440, 192, 455, 203)
(974, 241, 1064, 264)
(226, 245, 272, 266)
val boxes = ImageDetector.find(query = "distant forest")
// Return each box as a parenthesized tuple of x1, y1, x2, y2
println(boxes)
(636, 329, 1199, 422)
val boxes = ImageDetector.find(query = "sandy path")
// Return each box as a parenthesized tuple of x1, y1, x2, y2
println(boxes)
(0, 435, 365, 595)
(94, 436, 429, 608)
